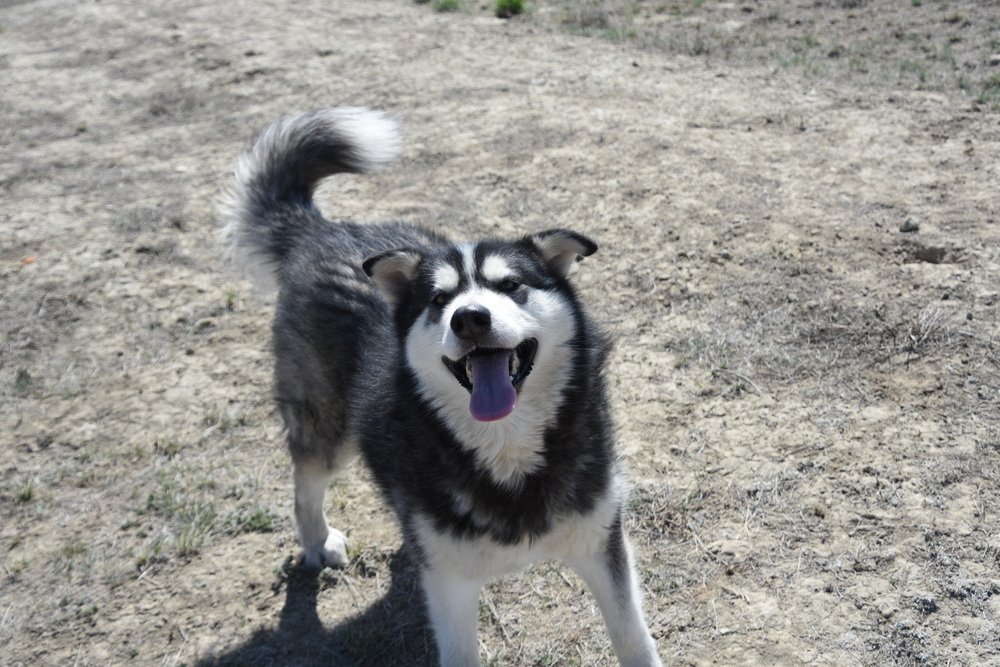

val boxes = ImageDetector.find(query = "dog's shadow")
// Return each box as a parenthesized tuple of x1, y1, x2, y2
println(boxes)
(200, 547, 437, 666)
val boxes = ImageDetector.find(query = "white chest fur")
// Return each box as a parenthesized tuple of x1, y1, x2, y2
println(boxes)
(413, 475, 624, 580)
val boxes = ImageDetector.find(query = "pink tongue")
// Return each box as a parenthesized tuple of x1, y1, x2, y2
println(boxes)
(468, 351, 517, 422)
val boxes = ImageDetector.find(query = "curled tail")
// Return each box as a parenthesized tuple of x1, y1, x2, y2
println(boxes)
(221, 107, 400, 294)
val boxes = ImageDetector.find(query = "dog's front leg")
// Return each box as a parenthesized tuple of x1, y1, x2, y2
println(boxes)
(568, 524, 662, 667)
(421, 567, 484, 667)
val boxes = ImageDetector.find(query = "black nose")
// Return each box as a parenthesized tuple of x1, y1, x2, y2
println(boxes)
(451, 305, 492, 340)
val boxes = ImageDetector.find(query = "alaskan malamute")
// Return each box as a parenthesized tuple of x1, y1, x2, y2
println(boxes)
(223, 108, 661, 666)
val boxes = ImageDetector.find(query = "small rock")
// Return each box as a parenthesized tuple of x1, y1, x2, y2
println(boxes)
(708, 539, 753, 563)
(899, 217, 920, 233)
(990, 54, 1000, 66)
(835, 631, 861, 650)
(913, 593, 938, 614)
(876, 597, 898, 618)
(194, 317, 216, 332)
(914, 246, 946, 263)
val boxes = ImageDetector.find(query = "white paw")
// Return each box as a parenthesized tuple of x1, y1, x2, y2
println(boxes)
(300, 528, 350, 569)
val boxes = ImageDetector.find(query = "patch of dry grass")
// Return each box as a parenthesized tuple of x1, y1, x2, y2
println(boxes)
(537, 0, 1000, 108)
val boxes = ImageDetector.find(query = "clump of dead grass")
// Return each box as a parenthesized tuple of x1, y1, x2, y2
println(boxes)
(663, 269, 990, 406)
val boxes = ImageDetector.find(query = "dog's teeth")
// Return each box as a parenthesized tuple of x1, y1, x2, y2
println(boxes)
(510, 354, 520, 379)
(466, 358, 473, 384)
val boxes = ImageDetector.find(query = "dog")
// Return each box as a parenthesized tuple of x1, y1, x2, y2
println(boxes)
(222, 108, 661, 667)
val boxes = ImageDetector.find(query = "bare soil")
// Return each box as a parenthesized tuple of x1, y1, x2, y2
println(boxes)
(1, 1, 998, 665)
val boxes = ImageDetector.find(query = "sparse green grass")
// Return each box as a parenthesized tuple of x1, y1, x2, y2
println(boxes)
(116, 442, 147, 462)
(849, 54, 870, 73)
(135, 469, 279, 560)
(4, 556, 30, 578)
(153, 436, 182, 459)
(73, 468, 96, 488)
(224, 503, 277, 534)
(433, 0, 460, 10)
(900, 59, 930, 83)
(202, 403, 252, 432)
(135, 538, 165, 569)
(76, 603, 99, 619)
(559, 5, 637, 42)
(15, 477, 36, 503)
(54, 540, 92, 580)
(978, 71, 1000, 108)
(225, 483, 246, 500)
(144, 481, 181, 518)
(175, 528, 206, 557)
(175, 501, 218, 556)
(495, 0, 524, 18)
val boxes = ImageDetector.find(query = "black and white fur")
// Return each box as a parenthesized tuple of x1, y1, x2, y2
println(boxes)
(222, 108, 661, 667)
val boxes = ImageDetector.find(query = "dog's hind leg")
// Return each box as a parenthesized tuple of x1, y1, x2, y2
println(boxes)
(293, 454, 352, 569)
(277, 352, 357, 569)
(567, 517, 662, 667)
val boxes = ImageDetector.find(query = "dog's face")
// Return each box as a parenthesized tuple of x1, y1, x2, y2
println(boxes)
(364, 230, 597, 424)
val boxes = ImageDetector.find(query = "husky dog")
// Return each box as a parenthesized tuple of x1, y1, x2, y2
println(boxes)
(223, 108, 661, 667)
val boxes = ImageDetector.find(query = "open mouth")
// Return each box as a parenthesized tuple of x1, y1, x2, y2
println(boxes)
(442, 338, 537, 422)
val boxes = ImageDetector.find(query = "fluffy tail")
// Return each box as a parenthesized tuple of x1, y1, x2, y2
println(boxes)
(221, 107, 401, 295)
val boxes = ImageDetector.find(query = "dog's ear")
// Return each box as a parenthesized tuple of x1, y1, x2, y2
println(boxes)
(363, 248, 422, 305)
(529, 229, 598, 278)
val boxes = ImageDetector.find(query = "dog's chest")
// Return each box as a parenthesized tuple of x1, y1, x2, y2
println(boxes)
(413, 478, 623, 579)
(444, 407, 550, 484)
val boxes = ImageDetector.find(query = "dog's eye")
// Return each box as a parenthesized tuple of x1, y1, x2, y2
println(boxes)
(497, 279, 519, 293)
(432, 292, 449, 306)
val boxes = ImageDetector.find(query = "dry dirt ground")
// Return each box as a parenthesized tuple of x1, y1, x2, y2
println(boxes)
(2, 0, 999, 665)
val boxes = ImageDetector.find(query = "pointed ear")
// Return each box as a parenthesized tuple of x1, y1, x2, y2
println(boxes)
(362, 248, 423, 306)
(529, 229, 598, 278)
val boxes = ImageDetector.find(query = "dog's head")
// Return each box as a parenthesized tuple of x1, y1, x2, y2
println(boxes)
(363, 229, 597, 423)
